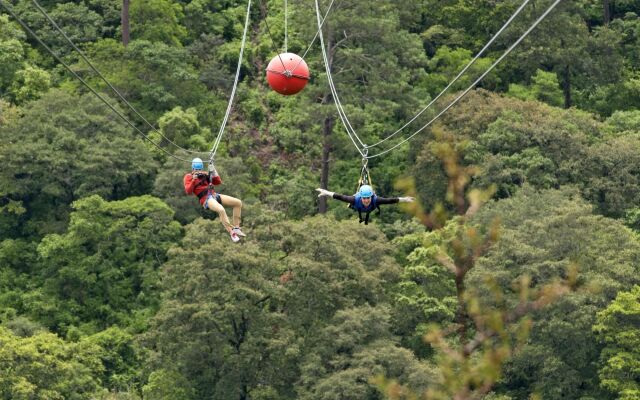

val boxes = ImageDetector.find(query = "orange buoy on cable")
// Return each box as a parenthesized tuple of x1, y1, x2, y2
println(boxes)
(266, 53, 310, 95)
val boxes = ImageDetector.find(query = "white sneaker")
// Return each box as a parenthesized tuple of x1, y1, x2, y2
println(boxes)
(229, 231, 240, 243)
(232, 227, 246, 237)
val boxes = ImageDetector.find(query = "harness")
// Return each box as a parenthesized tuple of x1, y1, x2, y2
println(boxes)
(349, 151, 380, 225)
(195, 175, 214, 201)
(196, 153, 220, 201)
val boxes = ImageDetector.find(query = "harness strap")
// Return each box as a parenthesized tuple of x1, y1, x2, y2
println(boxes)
(197, 189, 210, 200)
(196, 175, 211, 200)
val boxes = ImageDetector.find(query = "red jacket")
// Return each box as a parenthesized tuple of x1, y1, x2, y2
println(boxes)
(184, 173, 222, 205)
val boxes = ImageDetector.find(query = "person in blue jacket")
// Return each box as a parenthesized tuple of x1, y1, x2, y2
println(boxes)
(316, 185, 414, 225)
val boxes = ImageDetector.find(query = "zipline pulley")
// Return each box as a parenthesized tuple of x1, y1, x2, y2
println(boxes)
(357, 147, 372, 190)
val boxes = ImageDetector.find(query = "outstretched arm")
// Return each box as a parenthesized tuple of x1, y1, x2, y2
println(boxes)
(376, 196, 414, 205)
(316, 188, 356, 205)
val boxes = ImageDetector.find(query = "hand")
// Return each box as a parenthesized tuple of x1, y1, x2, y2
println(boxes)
(316, 188, 334, 198)
(209, 164, 219, 177)
(398, 196, 414, 203)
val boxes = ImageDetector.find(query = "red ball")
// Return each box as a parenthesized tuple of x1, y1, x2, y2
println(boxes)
(266, 53, 310, 95)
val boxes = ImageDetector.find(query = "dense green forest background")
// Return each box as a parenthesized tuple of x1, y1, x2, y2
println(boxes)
(1, 0, 640, 399)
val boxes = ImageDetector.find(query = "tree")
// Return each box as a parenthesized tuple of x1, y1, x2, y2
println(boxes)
(603, 110, 640, 135)
(122, 0, 130, 46)
(503, 2, 623, 108)
(34, 195, 181, 334)
(470, 186, 640, 399)
(296, 306, 436, 399)
(593, 285, 640, 399)
(13, 1, 104, 56)
(146, 215, 410, 399)
(0, 14, 27, 96)
(8, 65, 50, 104)
(129, 0, 187, 46)
(507, 69, 564, 107)
(378, 130, 572, 400)
(81, 327, 143, 393)
(390, 221, 459, 357)
(80, 39, 208, 122)
(0, 327, 102, 399)
(0, 89, 157, 239)
(155, 106, 211, 150)
(582, 135, 640, 218)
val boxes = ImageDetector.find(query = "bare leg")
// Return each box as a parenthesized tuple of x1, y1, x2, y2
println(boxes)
(205, 197, 233, 232)
(219, 194, 242, 228)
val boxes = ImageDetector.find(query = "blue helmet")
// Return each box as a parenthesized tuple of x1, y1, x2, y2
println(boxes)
(359, 185, 374, 198)
(191, 158, 204, 170)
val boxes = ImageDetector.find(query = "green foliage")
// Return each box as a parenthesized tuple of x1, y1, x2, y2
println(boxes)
(1, 0, 640, 397)
(156, 106, 211, 150)
(507, 69, 563, 107)
(13, 1, 104, 55)
(582, 135, 640, 217)
(594, 286, 640, 399)
(412, 91, 640, 218)
(80, 39, 207, 121)
(0, 14, 27, 94)
(86, 0, 122, 38)
(390, 221, 459, 356)
(624, 207, 640, 231)
(130, 0, 187, 46)
(579, 73, 640, 116)
(146, 216, 414, 399)
(423, 46, 496, 95)
(81, 327, 142, 393)
(0, 89, 156, 239)
(0, 99, 20, 125)
(35, 195, 181, 334)
(142, 369, 194, 400)
(297, 306, 436, 399)
(182, 1, 248, 43)
(604, 110, 640, 135)
(0, 327, 102, 399)
(9, 65, 50, 104)
(0, 238, 39, 323)
(470, 187, 640, 399)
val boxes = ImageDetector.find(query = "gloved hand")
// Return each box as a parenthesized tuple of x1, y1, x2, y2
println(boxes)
(209, 164, 219, 177)
(398, 196, 415, 203)
(316, 188, 334, 197)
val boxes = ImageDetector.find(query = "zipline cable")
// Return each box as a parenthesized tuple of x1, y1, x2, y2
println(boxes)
(293, 0, 336, 72)
(262, 0, 336, 75)
(284, 0, 287, 53)
(209, 0, 252, 160)
(366, 0, 564, 159)
(314, 0, 367, 149)
(368, 0, 531, 149)
(0, 0, 193, 163)
(314, 0, 365, 157)
(30, 0, 209, 156)
(260, 0, 288, 71)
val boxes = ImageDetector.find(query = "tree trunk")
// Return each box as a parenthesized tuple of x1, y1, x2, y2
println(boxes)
(603, 0, 611, 25)
(562, 64, 571, 108)
(455, 269, 467, 343)
(318, 27, 335, 214)
(121, 0, 130, 47)
(319, 114, 334, 214)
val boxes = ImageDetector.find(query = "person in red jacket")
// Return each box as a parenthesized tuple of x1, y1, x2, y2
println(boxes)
(184, 158, 245, 243)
